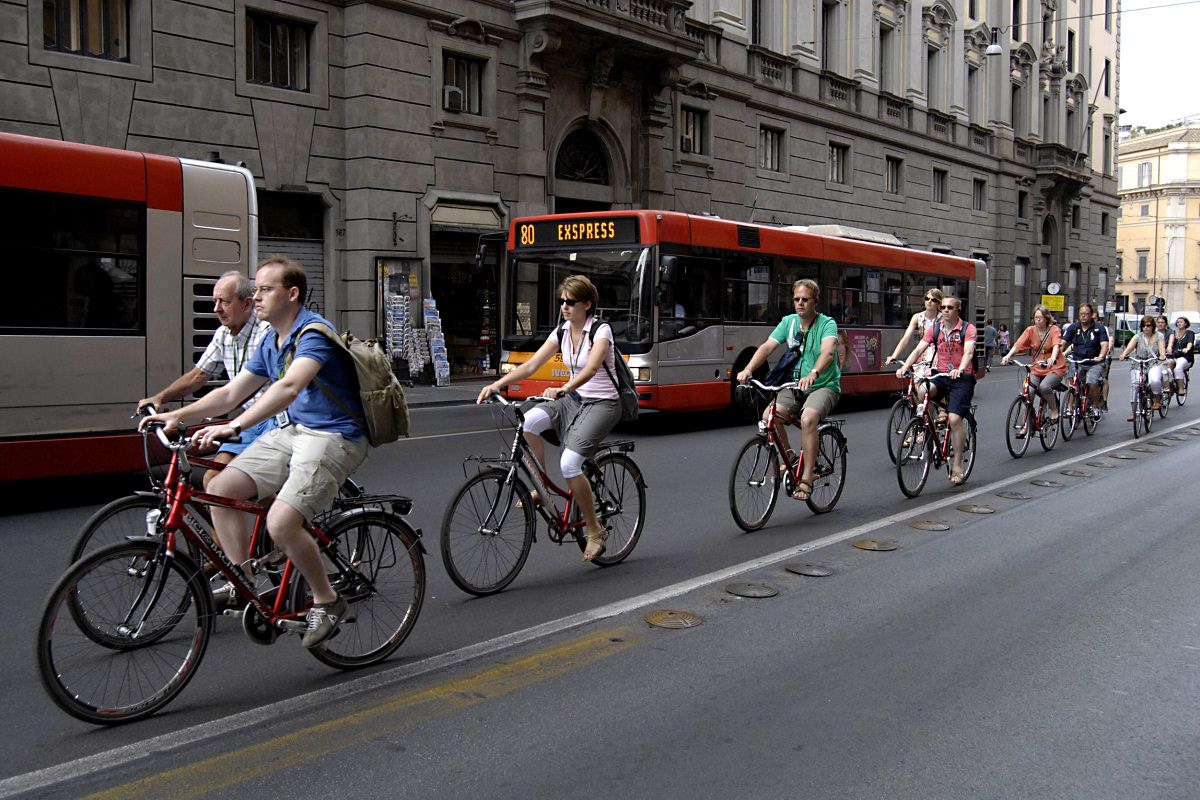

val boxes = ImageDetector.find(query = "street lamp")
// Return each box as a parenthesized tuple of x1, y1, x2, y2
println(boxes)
(986, 27, 1003, 57)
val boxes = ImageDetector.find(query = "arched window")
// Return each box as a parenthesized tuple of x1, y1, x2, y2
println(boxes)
(554, 129, 610, 185)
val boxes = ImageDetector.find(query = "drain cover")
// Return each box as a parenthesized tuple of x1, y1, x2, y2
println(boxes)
(784, 563, 834, 577)
(1086, 461, 1115, 468)
(1167, 434, 1188, 441)
(644, 609, 703, 629)
(726, 582, 778, 598)
(853, 539, 897, 551)
(910, 519, 950, 530)
(1060, 469, 1092, 477)
(1030, 479, 1062, 487)
(1110, 453, 1136, 460)
(1130, 445, 1154, 452)
(1146, 440, 1170, 447)
(957, 504, 995, 514)
(997, 490, 1033, 499)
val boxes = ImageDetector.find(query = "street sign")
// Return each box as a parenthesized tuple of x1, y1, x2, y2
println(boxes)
(1041, 294, 1065, 312)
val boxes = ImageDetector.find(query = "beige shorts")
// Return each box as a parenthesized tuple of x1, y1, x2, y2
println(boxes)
(776, 386, 840, 422)
(230, 425, 369, 521)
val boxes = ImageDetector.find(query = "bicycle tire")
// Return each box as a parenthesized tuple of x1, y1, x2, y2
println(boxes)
(577, 452, 646, 566)
(1177, 374, 1188, 406)
(1157, 391, 1170, 419)
(728, 435, 780, 531)
(958, 414, 978, 483)
(1059, 390, 1079, 441)
(806, 426, 847, 514)
(896, 418, 932, 498)
(1039, 398, 1059, 451)
(1005, 397, 1033, 458)
(1082, 396, 1099, 435)
(37, 540, 212, 725)
(440, 468, 535, 596)
(1133, 391, 1147, 438)
(303, 512, 425, 669)
(885, 398, 914, 465)
(69, 493, 203, 567)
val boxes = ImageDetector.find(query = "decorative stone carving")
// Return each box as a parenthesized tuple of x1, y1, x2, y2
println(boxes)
(446, 16, 489, 44)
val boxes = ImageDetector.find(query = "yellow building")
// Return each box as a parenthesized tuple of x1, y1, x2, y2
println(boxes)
(1116, 126, 1200, 315)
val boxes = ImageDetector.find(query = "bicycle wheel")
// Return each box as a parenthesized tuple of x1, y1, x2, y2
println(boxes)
(440, 468, 535, 596)
(1082, 396, 1099, 435)
(958, 415, 978, 483)
(1157, 390, 1170, 419)
(728, 435, 780, 531)
(896, 418, 932, 498)
(1177, 374, 1188, 406)
(1133, 391, 1147, 438)
(37, 541, 212, 725)
(1059, 390, 1079, 441)
(305, 512, 425, 669)
(806, 426, 847, 514)
(884, 398, 914, 465)
(579, 452, 646, 566)
(1039, 398, 1059, 451)
(69, 493, 204, 569)
(1004, 397, 1033, 458)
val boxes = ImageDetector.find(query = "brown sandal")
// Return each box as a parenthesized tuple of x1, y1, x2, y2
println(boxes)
(583, 529, 608, 561)
(792, 480, 813, 500)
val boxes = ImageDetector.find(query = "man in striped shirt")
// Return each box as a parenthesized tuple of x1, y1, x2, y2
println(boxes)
(138, 270, 272, 483)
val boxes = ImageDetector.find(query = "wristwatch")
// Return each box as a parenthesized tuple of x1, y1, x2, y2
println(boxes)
(810, 369, 819, 377)
(230, 421, 242, 436)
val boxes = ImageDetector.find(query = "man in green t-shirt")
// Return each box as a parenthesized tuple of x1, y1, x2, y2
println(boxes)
(736, 279, 841, 500)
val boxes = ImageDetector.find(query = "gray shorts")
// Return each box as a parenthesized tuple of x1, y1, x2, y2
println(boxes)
(528, 394, 621, 459)
(777, 386, 840, 422)
(230, 425, 368, 521)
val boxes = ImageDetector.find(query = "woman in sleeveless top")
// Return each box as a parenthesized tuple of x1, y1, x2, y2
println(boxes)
(1118, 314, 1168, 419)
(1167, 317, 1194, 393)
(887, 288, 943, 402)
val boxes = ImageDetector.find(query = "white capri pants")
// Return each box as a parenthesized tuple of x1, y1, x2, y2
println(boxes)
(1129, 364, 1165, 402)
(1173, 356, 1191, 381)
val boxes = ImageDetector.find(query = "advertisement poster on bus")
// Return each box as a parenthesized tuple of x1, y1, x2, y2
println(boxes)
(841, 328, 883, 373)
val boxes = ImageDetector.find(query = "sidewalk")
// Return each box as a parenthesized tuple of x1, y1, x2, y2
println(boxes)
(403, 377, 493, 408)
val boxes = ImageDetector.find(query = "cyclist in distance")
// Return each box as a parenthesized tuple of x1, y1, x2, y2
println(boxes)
(476, 275, 621, 561)
(736, 279, 841, 501)
(1060, 302, 1110, 413)
(895, 296, 977, 485)
(1118, 315, 1168, 419)
(1000, 305, 1067, 421)
(138, 270, 272, 486)
(885, 287, 943, 404)
(141, 256, 369, 647)
(1166, 317, 1194, 394)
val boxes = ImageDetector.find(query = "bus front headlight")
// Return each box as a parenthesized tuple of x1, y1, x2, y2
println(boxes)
(632, 367, 651, 382)
(499, 362, 517, 375)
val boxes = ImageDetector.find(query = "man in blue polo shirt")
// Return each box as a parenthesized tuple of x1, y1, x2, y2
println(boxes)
(1061, 303, 1110, 416)
(142, 256, 367, 648)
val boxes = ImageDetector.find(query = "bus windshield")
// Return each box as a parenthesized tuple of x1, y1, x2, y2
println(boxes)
(505, 246, 655, 350)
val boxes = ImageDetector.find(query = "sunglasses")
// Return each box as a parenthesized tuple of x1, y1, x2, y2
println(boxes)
(1143, 323, 1155, 328)
(560, 297, 580, 306)
(793, 296, 814, 303)
(925, 296, 938, 302)
(940, 304, 957, 311)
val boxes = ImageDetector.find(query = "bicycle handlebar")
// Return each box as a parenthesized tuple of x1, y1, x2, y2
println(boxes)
(739, 378, 799, 392)
(1128, 357, 1159, 365)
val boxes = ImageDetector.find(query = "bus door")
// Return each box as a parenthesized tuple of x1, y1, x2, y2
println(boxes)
(654, 253, 728, 410)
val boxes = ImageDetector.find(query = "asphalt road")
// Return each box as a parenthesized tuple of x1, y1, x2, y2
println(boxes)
(4, 362, 1198, 798)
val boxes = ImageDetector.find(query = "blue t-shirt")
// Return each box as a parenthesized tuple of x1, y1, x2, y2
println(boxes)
(1062, 322, 1108, 360)
(245, 308, 366, 440)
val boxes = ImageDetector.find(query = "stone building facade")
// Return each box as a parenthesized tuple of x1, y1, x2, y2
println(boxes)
(1, 0, 1119, 373)
(1115, 126, 1200, 315)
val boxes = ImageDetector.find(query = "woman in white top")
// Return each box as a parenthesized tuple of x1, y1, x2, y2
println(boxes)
(478, 275, 621, 560)
(886, 287, 944, 402)
(1118, 314, 1168, 419)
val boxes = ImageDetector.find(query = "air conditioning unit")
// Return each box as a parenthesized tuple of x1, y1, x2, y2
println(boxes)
(443, 85, 463, 112)
(680, 135, 693, 154)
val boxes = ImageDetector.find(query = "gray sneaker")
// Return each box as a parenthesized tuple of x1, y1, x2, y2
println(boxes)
(211, 581, 239, 611)
(301, 596, 348, 648)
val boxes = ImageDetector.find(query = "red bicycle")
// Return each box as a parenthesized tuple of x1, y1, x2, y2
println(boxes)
(884, 369, 919, 465)
(37, 423, 426, 725)
(894, 371, 978, 497)
(1003, 359, 1060, 457)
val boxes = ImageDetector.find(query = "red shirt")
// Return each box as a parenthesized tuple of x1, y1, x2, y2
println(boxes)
(1013, 324, 1066, 377)
(922, 318, 978, 376)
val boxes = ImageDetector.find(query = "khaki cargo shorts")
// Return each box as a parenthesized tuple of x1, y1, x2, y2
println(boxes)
(230, 425, 368, 521)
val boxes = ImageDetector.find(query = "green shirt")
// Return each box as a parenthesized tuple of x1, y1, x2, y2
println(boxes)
(769, 312, 841, 392)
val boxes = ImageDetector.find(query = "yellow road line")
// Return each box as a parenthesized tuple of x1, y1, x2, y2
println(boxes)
(83, 627, 639, 800)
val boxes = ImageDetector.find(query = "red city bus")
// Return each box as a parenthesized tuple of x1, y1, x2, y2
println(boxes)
(0, 133, 257, 480)
(493, 210, 985, 415)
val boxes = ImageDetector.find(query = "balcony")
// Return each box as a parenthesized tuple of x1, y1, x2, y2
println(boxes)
(879, 94, 911, 129)
(514, 0, 703, 62)
(820, 72, 859, 111)
(1035, 142, 1092, 191)
(969, 124, 993, 154)
(927, 110, 956, 142)
(748, 45, 796, 91)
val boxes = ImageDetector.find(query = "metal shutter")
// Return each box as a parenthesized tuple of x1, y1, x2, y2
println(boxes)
(258, 238, 324, 315)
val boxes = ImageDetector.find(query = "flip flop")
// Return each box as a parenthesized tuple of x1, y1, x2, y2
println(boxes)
(950, 472, 966, 485)
(792, 480, 813, 500)
(583, 530, 608, 561)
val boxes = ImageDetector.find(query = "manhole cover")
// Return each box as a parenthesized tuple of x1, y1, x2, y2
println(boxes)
(997, 491, 1032, 500)
(1130, 445, 1154, 452)
(1167, 434, 1188, 441)
(1030, 479, 1062, 487)
(784, 563, 834, 577)
(1086, 461, 1115, 468)
(1060, 469, 1092, 477)
(644, 609, 703, 629)
(853, 539, 897, 551)
(910, 519, 950, 530)
(1146, 440, 1170, 447)
(726, 582, 778, 598)
(1109, 453, 1136, 460)
(957, 504, 995, 514)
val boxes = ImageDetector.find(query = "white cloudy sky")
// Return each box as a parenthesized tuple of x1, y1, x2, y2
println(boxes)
(1118, 0, 1200, 127)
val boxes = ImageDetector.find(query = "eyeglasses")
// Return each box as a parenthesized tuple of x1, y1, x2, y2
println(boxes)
(252, 285, 280, 296)
(560, 297, 580, 306)
(940, 304, 957, 311)
(793, 296, 814, 303)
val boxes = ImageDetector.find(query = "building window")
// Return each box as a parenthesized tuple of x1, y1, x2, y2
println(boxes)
(759, 126, 783, 172)
(1116, 255, 1122, 279)
(1071, 205, 1081, 228)
(1069, 263, 1079, 290)
(1012, 0, 1022, 40)
(1066, 30, 1075, 72)
(972, 178, 986, 211)
(1103, 131, 1112, 175)
(680, 107, 706, 155)
(1137, 251, 1148, 280)
(1011, 83, 1024, 136)
(1099, 268, 1108, 293)
(828, 142, 850, 184)
(966, 66, 981, 125)
(1017, 190, 1028, 218)
(443, 53, 483, 114)
(246, 12, 310, 91)
(821, 0, 842, 74)
(1140, 204, 1150, 217)
(43, 0, 130, 61)
(926, 45, 943, 110)
(1042, 12, 1052, 47)
(1103, 59, 1111, 97)
(1137, 161, 1151, 187)
(1105, 0, 1112, 30)
(932, 168, 947, 204)
(1015, 258, 1027, 286)
(1101, 212, 1109, 235)
(878, 24, 894, 94)
(885, 156, 903, 194)
(968, 0, 977, 19)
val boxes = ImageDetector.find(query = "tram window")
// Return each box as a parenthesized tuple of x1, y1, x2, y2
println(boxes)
(723, 253, 773, 323)
(1, 187, 144, 334)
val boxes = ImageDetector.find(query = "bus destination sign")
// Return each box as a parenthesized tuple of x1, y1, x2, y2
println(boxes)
(515, 217, 639, 248)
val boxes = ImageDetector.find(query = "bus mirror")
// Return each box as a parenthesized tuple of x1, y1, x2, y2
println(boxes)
(660, 256, 677, 284)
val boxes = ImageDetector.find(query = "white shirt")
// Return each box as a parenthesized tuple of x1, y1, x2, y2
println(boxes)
(550, 318, 619, 400)
(195, 313, 272, 409)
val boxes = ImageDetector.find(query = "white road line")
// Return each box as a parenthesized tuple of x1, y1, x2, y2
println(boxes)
(4, 419, 1196, 799)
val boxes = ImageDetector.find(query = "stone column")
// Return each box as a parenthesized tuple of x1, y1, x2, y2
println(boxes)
(516, 31, 559, 217)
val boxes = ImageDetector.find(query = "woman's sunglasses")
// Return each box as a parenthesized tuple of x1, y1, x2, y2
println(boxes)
(560, 297, 580, 306)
